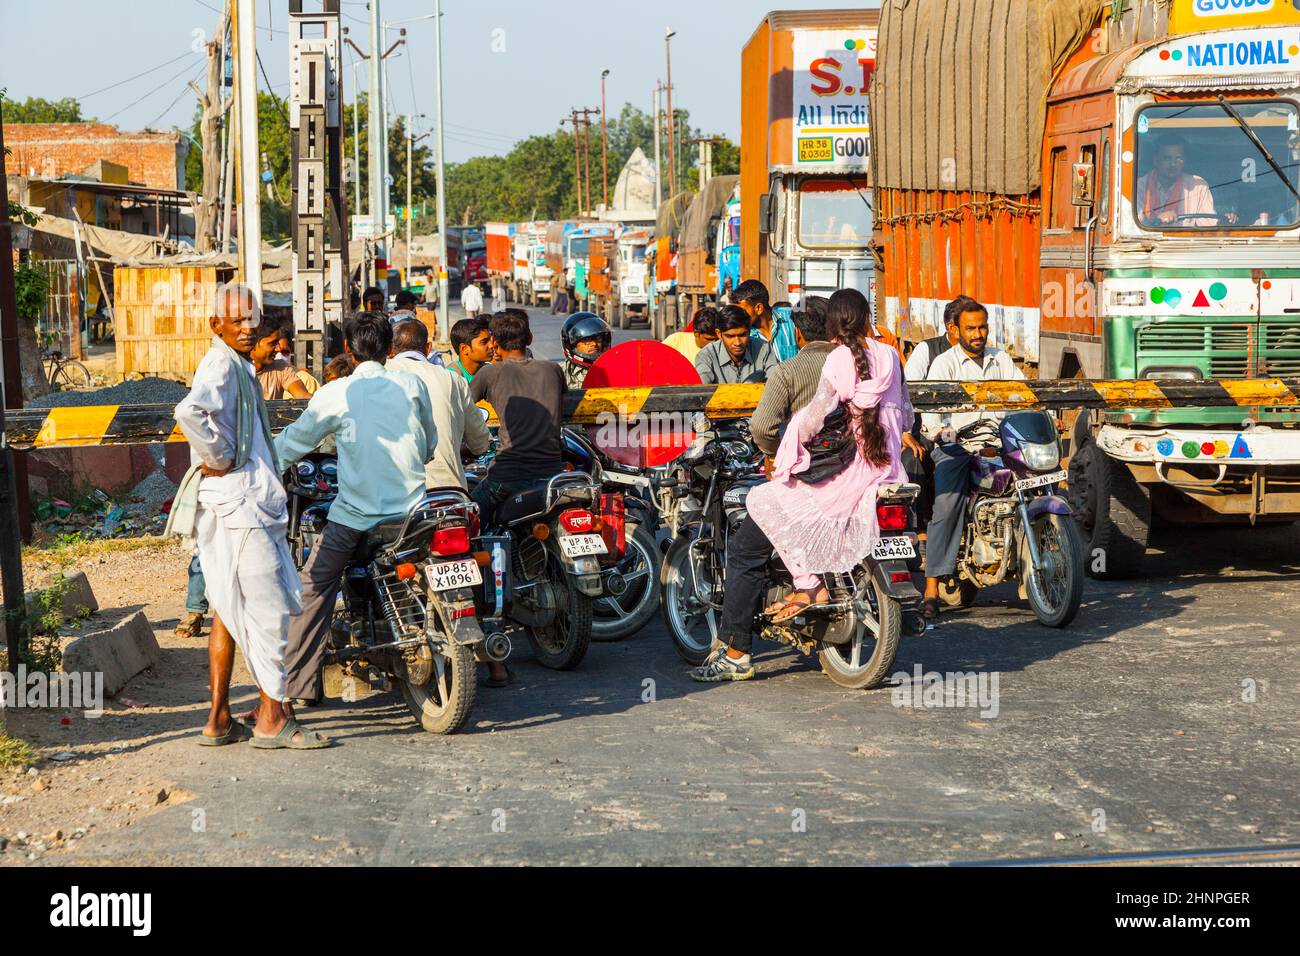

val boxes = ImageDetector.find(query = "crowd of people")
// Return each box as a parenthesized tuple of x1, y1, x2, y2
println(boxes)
(170, 275, 1023, 743)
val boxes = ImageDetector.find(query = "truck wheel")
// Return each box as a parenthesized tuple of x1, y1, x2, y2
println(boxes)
(1067, 438, 1150, 580)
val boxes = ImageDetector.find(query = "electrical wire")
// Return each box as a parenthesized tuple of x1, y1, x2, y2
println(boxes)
(102, 58, 208, 122)
(144, 65, 207, 129)
(191, 0, 287, 35)
(76, 51, 195, 101)
(256, 50, 290, 126)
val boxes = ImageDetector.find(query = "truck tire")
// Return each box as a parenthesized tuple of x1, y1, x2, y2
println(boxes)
(1067, 437, 1150, 580)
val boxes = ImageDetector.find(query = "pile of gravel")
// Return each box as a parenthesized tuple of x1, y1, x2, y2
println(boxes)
(28, 377, 189, 409)
(125, 467, 179, 519)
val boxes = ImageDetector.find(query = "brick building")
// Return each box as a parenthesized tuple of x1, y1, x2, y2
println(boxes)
(2, 123, 188, 191)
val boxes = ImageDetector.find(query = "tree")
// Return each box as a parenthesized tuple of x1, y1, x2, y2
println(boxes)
(3, 96, 86, 123)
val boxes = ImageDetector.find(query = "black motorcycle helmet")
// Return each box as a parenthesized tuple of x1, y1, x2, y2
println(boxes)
(561, 311, 612, 368)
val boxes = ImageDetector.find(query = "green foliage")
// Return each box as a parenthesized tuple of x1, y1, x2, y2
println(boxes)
(0, 734, 35, 771)
(19, 564, 92, 672)
(2, 95, 85, 123)
(13, 265, 49, 321)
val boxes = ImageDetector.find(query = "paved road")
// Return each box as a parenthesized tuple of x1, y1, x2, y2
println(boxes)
(47, 309, 1300, 864)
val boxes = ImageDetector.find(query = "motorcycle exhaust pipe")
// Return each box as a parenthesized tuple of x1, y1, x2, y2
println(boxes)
(483, 632, 512, 662)
(902, 609, 930, 638)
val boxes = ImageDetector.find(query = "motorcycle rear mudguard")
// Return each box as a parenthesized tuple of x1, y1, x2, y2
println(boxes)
(427, 586, 483, 645)
(869, 558, 922, 601)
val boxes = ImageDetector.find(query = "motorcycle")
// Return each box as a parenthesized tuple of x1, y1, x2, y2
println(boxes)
(934, 412, 1084, 627)
(285, 455, 500, 734)
(468, 467, 607, 670)
(658, 418, 927, 689)
(560, 427, 663, 641)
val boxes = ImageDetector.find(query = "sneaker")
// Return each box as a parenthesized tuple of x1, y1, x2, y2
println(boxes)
(689, 650, 755, 682)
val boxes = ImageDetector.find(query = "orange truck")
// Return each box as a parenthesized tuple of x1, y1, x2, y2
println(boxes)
(650, 191, 694, 338)
(872, 0, 1300, 577)
(740, 9, 879, 308)
(485, 221, 514, 304)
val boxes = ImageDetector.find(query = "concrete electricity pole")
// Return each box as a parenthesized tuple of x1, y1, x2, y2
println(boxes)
(433, 0, 450, 316)
(653, 82, 663, 208)
(368, 0, 386, 271)
(665, 28, 676, 197)
(234, 0, 262, 300)
(600, 69, 610, 211)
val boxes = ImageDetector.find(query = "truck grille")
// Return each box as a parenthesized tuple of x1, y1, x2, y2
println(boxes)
(1136, 322, 1250, 378)
(1261, 320, 1300, 377)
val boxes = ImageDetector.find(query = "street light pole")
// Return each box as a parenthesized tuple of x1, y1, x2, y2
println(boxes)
(234, 0, 262, 301)
(665, 28, 676, 197)
(406, 114, 412, 290)
(600, 68, 609, 211)
(434, 0, 449, 317)
(653, 82, 662, 208)
(368, 0, 385, 267)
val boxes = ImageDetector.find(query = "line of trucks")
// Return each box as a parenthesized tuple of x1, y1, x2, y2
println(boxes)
(481, 0, 1300, 578)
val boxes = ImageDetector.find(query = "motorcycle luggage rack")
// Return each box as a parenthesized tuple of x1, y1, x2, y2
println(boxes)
(502, 472, 600, 526)
(385, 488, 478, 553)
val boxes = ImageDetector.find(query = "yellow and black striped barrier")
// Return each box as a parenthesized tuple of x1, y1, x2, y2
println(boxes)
(5, 378, 1300, 451)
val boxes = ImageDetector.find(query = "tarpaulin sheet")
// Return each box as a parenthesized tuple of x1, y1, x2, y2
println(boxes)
(679, 175, 738, 252)
(871, 0, 1103, 195)
(656, 191, 695, 239)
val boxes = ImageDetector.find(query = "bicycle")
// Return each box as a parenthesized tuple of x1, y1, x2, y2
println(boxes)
(42, 347, 94, 391)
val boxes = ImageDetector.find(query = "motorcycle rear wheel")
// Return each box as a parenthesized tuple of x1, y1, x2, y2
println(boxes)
(661, 533, 719, 666)
(397, 638, 477, 735)
(592, 523, 661, 641)
(817, 575, 902, 690)
(1025, 513, 1085, 628)
(524, 544, 592, 670)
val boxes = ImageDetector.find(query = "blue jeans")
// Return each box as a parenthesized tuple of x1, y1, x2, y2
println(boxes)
(185, 555, 209, 614)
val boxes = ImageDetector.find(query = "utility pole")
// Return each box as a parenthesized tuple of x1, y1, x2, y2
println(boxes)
(563, 114, 583, 216)
(433, 0, 450, 318)
(600, 69, 610, 211)
(368, 0, 385, 284)
(192, 4, 229, 252)
(0, 101, 28, 674)
(234, 0, 262, 300)
(653, 82, 663, 207)
(572, 107, 599, 217)
(665, 28, 676, 197)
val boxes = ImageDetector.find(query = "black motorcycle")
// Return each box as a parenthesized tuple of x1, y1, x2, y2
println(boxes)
(285, 456, 501, 734)
(560, 427, 663, 641)
(658, 419, 926, 689)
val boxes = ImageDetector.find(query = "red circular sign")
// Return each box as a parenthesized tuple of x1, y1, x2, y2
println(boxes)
(584, 340, 702, 468)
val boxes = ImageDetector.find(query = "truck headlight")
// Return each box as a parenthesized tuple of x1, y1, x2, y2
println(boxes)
(1021, 440, 1060, 472)
(1111, 290, 1146, 307)
(1139, 366, 1203, 381)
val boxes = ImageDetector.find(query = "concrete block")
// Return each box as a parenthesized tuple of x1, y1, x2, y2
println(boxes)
(0, 570, 99, 647)
(61, 610, 160, 698)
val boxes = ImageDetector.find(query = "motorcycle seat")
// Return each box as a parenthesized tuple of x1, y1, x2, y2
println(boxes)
(496, 477, 595, 527)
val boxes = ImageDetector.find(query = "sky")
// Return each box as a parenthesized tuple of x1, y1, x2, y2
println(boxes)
(0, 0, 878, 163)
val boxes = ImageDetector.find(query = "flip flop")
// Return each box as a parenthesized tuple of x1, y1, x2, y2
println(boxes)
(770, 598, 814, 624)
(250, 718, 333, 750)
(197, 720, 253, 747)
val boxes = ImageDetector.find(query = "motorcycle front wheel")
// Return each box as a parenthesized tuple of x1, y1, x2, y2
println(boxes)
(817, 574, 902, 690)
(591, 523, 662, 642)
(524, 543, 592, 670)
(397, 620, 477, 735)
(660, 533, 720, 665)
(1024, 513, 1085, 628)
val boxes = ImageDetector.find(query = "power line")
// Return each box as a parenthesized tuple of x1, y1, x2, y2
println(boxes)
(76, 51, 196, 101)
(191, 0, 287, 35)
(144, 65, 206, 129)
(256, 50, 290, 126)
(102, 58, 207, 122)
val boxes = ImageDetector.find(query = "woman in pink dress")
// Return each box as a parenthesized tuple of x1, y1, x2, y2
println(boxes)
(746, 288, 912, 622)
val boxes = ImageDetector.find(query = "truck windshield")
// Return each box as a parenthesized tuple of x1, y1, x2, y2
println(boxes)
(569, 237, 590, 258)
(628, 244, 647, 262)
(798, 178, 872, 248)
(727, 216, 741, 246)
(1133, 100, 1300, 230)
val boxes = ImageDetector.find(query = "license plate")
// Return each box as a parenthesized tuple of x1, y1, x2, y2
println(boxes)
(872, 536, 916, 560)
(1015, 469, 1068, 492)
(559, 533, 608, 558)
(428, 558, 482, 591)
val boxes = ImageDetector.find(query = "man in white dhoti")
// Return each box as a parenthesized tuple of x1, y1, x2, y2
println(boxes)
(169, 284, 330, 750)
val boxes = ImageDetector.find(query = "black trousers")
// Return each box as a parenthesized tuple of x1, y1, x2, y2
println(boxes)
(718, 516, 774, 655)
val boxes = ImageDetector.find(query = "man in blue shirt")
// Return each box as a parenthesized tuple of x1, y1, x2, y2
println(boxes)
(733, 279, 798, 363)
(275, 314, 438, 704)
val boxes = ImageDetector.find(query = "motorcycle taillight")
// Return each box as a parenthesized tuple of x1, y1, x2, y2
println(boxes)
(431, 525, 471, 556)
(559, 508, 595, 533)
(876, 503, 909, 531)
(599, 493, 626, 559)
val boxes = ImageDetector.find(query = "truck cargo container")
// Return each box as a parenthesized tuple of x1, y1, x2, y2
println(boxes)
(511, 221, 553, 306)
(485, 221, 515, 303)
(872, 0, 1300, 578)
(650, 191, 694, 338)
(677, 174, 740, 319)
(545, 220, 615, 312)
(740, 9, 878, 310)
